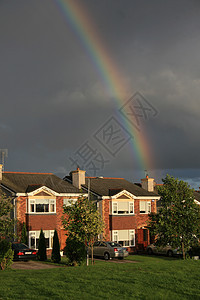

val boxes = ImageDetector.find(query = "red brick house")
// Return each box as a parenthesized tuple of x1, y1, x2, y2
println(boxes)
(0, 165, 160, 254)
(0, 166, 84, 254)
(65, 168, 160, 253)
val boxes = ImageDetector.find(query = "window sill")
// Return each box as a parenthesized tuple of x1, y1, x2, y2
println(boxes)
(110, 214, 135, 216)
(26, 213, 56, 215)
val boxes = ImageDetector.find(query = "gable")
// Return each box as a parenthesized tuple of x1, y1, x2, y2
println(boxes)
(34, 191, 53, 197)
(116, 194, 131, 200)
(111, 190, 136, 199)
(27, 185, 59, 197)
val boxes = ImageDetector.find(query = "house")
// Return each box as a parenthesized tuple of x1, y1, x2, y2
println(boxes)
(65, 168, 160, 252)
(0, 165, 84, 254)
(0, 164, 160, 254)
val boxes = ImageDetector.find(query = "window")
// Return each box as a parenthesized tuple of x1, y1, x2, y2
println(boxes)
(63, 199, 77, 206)
(112, 230, 135, 247)
(140, 201, 151, 214)
(112, 201, 134, 215)
(113, 231, 118, 243)
(29, 230, 54, 249)
(29, 199, 56, 213)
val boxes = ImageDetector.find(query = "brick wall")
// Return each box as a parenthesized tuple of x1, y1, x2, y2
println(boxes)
(16, 196, 27, 238)
(102, 198, 156, 251)
(26, 214, 57, 231)
(16, 195, 79, 253)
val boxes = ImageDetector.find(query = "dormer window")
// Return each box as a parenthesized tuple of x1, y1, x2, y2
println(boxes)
(29, 199, 56, 213)
(112, 201, 134, 215)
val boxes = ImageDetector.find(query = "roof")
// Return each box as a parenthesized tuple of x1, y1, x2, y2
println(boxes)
(1, 172, 82, 194)
(194, 191, 200, 203)
(82, 177, 158, 197)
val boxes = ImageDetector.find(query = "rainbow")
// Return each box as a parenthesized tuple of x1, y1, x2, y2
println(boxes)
(54, 0, 153, 174)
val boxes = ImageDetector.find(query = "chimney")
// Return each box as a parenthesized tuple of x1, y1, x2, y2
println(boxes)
(141, 175, 155, 192)
(71, 168, 86, 189)
(0, 164, 3, 181)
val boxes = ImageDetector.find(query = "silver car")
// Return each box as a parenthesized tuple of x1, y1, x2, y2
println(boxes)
(89, 241, 129, 260)
(147, 244, 181, 257)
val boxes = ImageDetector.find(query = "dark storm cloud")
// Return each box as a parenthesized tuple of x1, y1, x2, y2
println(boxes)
(0, 0, 200, 187)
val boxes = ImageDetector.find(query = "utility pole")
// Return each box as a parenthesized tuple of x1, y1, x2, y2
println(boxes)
(86, 177, 91, 266)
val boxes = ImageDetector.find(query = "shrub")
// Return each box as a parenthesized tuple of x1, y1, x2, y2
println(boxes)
(20, 222, 28, 245)
(37, 229, 47, 261)
(0, 240, 13, 270)
(51, 230, 61, 263)
(65, 236, 86, 266)
(188, 246, 200, 257)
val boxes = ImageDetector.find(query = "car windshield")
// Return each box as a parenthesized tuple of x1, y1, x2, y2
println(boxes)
(13, 243, 29, 250)
(107, 242, 122, 248)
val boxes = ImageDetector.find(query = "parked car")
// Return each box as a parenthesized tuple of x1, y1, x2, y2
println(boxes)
(88, 241, 129, 260)
(12, 242, 37, 261)
(146, 244, 181, 257)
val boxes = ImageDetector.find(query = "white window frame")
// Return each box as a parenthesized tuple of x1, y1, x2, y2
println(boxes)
(29, 199, 56, 214)
(29, 230, 55, 249)
(112, 230, 135, 247)
(112, 201, 134, 215)
(140, 201, 151, 214)
(63, 198, 77, 206)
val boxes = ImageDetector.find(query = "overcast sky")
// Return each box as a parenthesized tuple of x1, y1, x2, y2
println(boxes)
(0, 0, 200, 188)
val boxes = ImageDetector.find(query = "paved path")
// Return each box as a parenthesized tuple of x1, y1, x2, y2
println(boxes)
(12, 260, 63, 270)
(11, 258, 138, 270)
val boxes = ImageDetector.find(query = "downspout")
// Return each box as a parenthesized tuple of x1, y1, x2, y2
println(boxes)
(13, 196, 17, 240)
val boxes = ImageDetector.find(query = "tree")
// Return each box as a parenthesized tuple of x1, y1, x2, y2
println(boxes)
(51, 229, 61, 263)
(65, 236, 86, 266)
(148, 175, 200, 259)
(0, 192, 14, 241)
(37, 229, 47, 261)
(20, 222, 28, 245)
(62, 197, 105, 265)
(0, 240, 13, 270)
(0, 192, 14, 270)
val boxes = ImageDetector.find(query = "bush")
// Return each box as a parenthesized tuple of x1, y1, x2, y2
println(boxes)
(51, 230, 61, 263)
(188, 246, 200, 257)
(65, 236, 86, 266)
(20, 222, 28, 245)
(37, 229, 47, 261)
(0, 240, 13, 270)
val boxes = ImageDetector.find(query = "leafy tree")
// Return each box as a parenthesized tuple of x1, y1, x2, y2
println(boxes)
(0, 240, 13, 270)
(0, 192, 14, 240)
(65, 236, 86, 266)
(37, 229, 47, 261)
(148, 175, 200, 259)
(51, 229, 61, 263)
(62, 197, 105, 265)
(20, 222, 28, 245)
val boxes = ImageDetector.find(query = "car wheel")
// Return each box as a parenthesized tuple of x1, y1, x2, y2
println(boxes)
(147, 248, 153, 255)
(104, 252, 110, 260)
(167, 250, 173, 257)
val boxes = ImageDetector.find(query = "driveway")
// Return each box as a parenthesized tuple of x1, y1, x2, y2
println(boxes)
(12, 260, 63, 270)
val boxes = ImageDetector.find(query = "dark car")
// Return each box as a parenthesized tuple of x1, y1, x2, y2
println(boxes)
(12, 242, 37, 261)
(88, 241, 129, 260)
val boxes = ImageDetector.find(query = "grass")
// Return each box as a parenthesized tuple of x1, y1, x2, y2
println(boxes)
(0, 255, 199, 300)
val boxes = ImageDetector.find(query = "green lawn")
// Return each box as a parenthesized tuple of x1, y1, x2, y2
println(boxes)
(0, 255, 199, 300)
